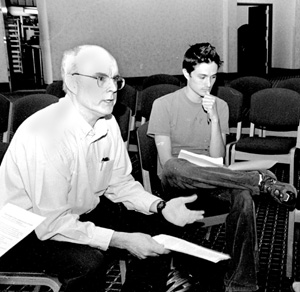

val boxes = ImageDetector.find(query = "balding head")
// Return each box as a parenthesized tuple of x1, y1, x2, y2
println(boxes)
(61, 45, 118, 93)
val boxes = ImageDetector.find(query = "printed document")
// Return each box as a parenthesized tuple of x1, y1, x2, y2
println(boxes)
(0, 203, 45, 257)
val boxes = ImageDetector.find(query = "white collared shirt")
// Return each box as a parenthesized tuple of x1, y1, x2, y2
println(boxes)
(0, 95, 159, 250)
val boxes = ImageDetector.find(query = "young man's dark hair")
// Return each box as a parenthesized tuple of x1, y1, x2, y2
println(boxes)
(182, 42, 223, 74)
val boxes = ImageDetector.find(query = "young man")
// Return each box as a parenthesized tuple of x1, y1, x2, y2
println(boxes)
(0, 45, 205, 292)
(148, 42, 297, 292)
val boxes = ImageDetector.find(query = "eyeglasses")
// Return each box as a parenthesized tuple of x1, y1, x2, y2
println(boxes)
(72, 73, 125, 91)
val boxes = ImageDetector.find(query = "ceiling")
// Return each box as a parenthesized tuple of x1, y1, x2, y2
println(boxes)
(5, 0, 36, 7)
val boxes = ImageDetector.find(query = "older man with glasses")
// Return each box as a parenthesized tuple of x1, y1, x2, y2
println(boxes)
(0, 45, 205, 292)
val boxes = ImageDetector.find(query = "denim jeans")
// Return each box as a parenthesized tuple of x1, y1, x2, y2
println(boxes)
(161, 158, 261, 292)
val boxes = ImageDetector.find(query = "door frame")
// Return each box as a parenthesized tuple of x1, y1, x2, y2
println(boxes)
(237, 3, 273, 75)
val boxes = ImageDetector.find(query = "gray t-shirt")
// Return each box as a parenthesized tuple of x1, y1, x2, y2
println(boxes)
(148, 87, 229, 158)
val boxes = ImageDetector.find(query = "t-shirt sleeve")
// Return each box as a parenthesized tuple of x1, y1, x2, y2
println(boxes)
(147, 97, 171, 137)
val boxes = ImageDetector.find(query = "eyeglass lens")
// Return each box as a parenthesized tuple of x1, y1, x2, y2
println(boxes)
(97, 76, 125, 90)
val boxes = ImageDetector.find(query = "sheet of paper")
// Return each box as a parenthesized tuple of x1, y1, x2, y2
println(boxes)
(178, 149, 277, 171)
(228, 160, 277, 171)
(153, 234, 230, 263)
(178, 150, 224, 168)
(0, 203, 45, 257)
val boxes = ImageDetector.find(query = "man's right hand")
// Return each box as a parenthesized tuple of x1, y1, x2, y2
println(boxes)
(109, 231, 169, 259)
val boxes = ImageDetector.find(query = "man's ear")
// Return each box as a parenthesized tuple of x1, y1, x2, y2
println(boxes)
(182, 68, 190, 80)
(65, 74, 78, 94)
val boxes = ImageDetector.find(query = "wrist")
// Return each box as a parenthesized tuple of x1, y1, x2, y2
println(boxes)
(156, 200, 167, 216)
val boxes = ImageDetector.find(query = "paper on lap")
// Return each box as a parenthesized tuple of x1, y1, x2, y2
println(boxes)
(0, 203, 45, 257)
(178, 149, 277, 171)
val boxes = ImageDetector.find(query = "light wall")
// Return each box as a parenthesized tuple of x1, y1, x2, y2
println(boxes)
(1, 0, 299, 85)
(37, 0, 226, 82)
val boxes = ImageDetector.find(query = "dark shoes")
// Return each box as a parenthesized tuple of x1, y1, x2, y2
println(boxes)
(259, 170, 297, 211)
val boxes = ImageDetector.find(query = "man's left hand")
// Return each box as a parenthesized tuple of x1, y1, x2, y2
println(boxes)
(162, 194, 204, 227)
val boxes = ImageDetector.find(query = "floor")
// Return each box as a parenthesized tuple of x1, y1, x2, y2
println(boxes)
(104, 153, 300, 292)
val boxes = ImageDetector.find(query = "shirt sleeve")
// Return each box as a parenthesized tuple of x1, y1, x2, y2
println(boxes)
(104, 121, 160, 213)
(148, 97, 171, 137)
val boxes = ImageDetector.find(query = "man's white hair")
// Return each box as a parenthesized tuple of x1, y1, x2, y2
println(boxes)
(60, 45, 109, 93)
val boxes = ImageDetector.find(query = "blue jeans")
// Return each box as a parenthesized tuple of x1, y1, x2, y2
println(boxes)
(161, 158, 261, 292)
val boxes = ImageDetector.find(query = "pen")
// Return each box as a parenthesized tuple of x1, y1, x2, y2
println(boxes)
(101, 157, 110, 170)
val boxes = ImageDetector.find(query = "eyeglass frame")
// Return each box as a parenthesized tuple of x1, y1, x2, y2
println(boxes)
(72, 72, 125, 91)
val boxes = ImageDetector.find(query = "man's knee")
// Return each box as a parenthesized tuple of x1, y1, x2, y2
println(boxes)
(232, 189, 254, 214)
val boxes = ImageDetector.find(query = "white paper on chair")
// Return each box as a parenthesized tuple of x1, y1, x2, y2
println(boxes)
(153, 234, 230, 263)
(178, 149, 277, 171)
(0, 203, 45, 257)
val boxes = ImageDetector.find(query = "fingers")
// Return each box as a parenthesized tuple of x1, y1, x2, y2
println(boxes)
(202, 94, 216, 112)
(191, 210, 205, 222)
(180, 194, 198, 204)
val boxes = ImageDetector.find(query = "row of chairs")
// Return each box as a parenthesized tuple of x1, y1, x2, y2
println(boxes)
(221, 85, 300, 279)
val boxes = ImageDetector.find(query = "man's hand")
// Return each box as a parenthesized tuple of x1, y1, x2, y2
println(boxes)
(202, 93, 218, 123)
(110, 232, 169, 259)
(162, 195, 204, 227)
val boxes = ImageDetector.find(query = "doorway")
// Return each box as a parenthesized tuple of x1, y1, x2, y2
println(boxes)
(1, 0, 43, 91)
(237, 4, 272, 76)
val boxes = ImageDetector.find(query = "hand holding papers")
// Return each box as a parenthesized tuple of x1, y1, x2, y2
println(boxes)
(0, 203, 45, 257)
(178, 149, 277, 171)
(153, 234, 230, 263)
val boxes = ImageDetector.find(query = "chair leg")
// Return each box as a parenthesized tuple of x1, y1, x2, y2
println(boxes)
(287, 210, 295, 278)
(205, 226, 213, 241)
(119, 259, 126, 285)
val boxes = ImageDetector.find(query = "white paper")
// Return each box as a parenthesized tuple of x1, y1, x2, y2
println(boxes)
(178, 149, 277, 171)
(227, 160, 277, 171)
(0, 203, 45, 257)
(178, 150, 224, 167)
(153, 234, 230, 263)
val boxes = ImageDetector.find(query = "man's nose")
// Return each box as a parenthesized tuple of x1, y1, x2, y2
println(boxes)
(106, 78, 118, 92)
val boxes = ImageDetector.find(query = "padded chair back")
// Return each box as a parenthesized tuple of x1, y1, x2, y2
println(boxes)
(112, 102, 132, 149)
(0, 94, 12, 142)
(249, 88, 300, 129)
(10, 94, 59, 138)
(229, 76, 272, 110)
(142, 74, 181, 90)
(45, 80, 65, 98)
(228, 88, 300, 184)
(217, 86, 244, 130)
(217, 87, 244, 165)
(117, 84, 138, 135)
(136, 121, 159, 193)
(276, 77, 300, 95)
(0, 142, 9, 165)
(117, 84, 138, 115)
(140, 84, 180, 124)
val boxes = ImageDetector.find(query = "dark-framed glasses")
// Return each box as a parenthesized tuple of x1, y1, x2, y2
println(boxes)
(72, 73, 125, 91)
